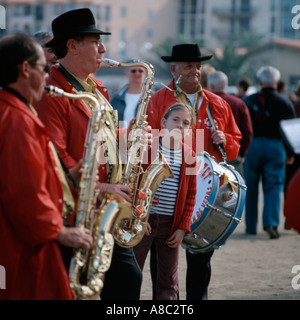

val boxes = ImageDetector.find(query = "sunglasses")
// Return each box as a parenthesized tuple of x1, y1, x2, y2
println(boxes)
(35, 63, 50, 74)
(130, 69, 144, 73)
(29, 61, 50, 74)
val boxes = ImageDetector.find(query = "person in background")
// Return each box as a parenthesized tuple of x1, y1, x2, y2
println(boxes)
(0, 33, 92, 300)
(243, 66, 295, 239)
(283, 79, 300, 229)
(207, 70, 253, 177)
(199, 64, 216, 89)
(284, 166, 300, 234)
(111, 64, 146, 127)
(147, 43, 241, 300)
(292, 80, 300, 117)
(236, 77, 251, 99)
(34, 31, 58, 66)
(277, 80, 287, 95)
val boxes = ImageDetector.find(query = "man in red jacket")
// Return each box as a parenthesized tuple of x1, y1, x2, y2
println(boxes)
(147, 44, 241, 300)
(0, 34, 92, 300)
(35, 8, 146, 300)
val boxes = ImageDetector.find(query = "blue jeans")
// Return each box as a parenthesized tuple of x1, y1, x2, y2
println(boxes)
(244, 137, 286, 233)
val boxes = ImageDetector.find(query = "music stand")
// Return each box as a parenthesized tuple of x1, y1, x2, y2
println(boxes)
(280, 118, 300, 155)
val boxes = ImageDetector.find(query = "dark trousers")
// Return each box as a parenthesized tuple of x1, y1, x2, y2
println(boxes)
(185, 249, 214, 300)
(100, 243, 142, 300)
(150, 244, 214, 300)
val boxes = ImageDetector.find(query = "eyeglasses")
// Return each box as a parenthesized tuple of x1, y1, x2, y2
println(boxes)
(29, 62, 50, 74)
(83, 39, 103, 47)
(130, 69, 144, 74)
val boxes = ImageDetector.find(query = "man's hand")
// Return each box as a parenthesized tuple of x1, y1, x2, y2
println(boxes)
(97, 182, 132, 204)
(210, 128, 226, 147)
(56, 226, 93, 250)
(128, 119, 153, 148)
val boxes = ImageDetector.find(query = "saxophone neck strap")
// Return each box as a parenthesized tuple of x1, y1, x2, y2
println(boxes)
(57, 64, 86, 92)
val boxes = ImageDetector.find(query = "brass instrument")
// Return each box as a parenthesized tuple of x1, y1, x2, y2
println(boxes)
(99, 58, 174, 248)
(45, 85, 111, 300)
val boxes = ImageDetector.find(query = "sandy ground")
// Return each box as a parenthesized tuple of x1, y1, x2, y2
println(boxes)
(140, 187, 300, 300)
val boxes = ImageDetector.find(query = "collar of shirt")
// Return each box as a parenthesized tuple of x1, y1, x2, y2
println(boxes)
(173, 79, 203, 124)
(71, 73, 97, 94)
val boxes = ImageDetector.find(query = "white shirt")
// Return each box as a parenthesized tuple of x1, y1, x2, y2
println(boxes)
(186, 92, 203, 112)
(123, 93, 140, 126)
(150, 143, 182, 216)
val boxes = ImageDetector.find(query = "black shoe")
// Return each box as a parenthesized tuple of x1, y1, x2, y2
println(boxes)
(265, 226, 280, 239)
(246, 230, 257, 235)
(284, 220, 291, 230)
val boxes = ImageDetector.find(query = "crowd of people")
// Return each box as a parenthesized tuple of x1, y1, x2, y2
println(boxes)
(0, 8, 299, 301)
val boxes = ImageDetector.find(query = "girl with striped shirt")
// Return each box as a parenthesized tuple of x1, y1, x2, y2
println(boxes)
(134, 103, 197, 300)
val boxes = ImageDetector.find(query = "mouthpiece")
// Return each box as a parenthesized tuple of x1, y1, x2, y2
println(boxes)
(101, 58, 121, 67)
(45, 85, 64, 97)
(176, 75, 182, 86)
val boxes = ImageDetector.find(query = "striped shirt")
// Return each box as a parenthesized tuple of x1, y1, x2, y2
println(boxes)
(150, 142, 182, 216)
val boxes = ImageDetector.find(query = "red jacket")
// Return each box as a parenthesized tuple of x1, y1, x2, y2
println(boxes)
(148, 80, 241, 162)
(35, 65, 111, 183)
(214, 91, 253, 158)
(144, 139, 197, 236)
(0, 90, 73, 300)
(284, 167, 300, 234)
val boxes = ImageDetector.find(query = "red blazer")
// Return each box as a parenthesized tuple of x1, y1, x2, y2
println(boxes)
(214, 91, 253, 158)
(0, 90, 72, 300)
(35, 65, 111, 183)
(144, 138, 197, 236)
(147, 80, 242, 162)
(284, 167, 300, 234)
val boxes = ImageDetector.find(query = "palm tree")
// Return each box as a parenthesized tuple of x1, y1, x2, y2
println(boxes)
(207, 31, 264, 85)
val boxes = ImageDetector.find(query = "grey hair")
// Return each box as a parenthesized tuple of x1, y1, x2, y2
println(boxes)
(207, 71, 228, 90)
(34, 31, 53, 46)
(256, 66, 281, 85)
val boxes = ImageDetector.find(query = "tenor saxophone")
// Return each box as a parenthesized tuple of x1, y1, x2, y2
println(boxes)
(99, 59, 174, 248)
(45, 85, 113, 300)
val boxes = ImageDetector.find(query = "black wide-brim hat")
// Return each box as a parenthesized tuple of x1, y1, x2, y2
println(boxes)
(161, 44, 213, 62)
(45, 8, 111, 47)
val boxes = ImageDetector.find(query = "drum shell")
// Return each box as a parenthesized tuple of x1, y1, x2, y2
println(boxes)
(182, 152, 246, 253)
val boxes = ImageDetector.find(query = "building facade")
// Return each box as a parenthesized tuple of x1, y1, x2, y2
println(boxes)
(0, 0, 299, 89)
(1, 0, 299, 57)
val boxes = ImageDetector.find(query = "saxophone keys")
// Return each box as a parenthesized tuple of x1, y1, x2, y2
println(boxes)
(136, 205, 144, 217)
(121, 231, 132, 244)
(139, 189, 147, 201)
(133, 222, 143, 234)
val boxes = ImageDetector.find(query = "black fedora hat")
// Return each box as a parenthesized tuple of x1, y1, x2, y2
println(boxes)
(45, 8, 111, 47)
(161, 44, 213, 62)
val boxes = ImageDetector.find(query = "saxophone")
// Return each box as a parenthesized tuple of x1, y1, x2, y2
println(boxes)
(99, 58, 174, 248)
(45, 85, 113, 300)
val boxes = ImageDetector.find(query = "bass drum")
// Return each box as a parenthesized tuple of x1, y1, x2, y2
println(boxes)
(182, 152, 247, 253)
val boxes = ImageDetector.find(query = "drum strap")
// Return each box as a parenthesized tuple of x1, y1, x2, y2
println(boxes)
(206, 104, 227, 162)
